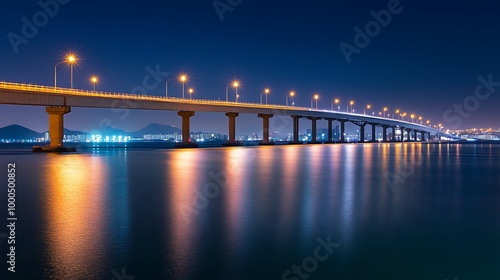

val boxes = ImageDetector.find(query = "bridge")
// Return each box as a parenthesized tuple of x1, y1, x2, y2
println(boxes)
(0, 81, 446, 150)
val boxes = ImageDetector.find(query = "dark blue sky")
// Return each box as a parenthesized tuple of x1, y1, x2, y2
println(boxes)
(1, 0, 500, 134)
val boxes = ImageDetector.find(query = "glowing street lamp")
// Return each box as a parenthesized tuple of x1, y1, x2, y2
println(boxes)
(395, 109, 400, 119)
(364, 104, 371, 115)
(333, 98, 340, 111)
(411, 114, 415, 123)
(418, 116, 423, 124)
(349, 100, 354, 113)
(287, 91, 295, 106)
(311, 94, 319, 109)
(264, 88, 270, 104)
(236, 94, 240, 102)
(90, 76, 98, 91)
(233, 81, 240, 102)
(383, 107, 388, 118)
(54, 54, 77, 89)
(179, 74, 187, 98)
(188, 88, 194, 99)
(67, 55, 76, 89)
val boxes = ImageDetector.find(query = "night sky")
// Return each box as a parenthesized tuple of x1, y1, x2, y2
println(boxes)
(1, 0, 500, 135)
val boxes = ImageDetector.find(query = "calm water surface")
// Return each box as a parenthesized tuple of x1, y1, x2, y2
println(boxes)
(1, 143, 499, 279)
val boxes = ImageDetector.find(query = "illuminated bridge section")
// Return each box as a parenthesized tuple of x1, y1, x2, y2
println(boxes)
(0, 81, 446, 149)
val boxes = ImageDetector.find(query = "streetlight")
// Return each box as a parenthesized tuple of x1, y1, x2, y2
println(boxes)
(236, 94, 240, 102)
(67, 55, 76, 89)
(188, 88, 194, 99)
(90, 76, 98, 91)
(383, 107, 388, 118)
(364, 104, 371, 115)
(179, 74, 187, 98)
(349, 100, 354, 113)
(312, 94, 319, 109)
(334, 98, 340, 111)
(411, 114, 415, 123)
(264, 88, 270, 105)
(395, 109, 400, 119)
(54, 54, 77, 89)
(233, 81, 240, 102)
(418, 116, 423, 124)
(287, 91, 295, 106)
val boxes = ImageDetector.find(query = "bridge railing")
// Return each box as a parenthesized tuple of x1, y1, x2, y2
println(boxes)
(0, 81, 316, 110)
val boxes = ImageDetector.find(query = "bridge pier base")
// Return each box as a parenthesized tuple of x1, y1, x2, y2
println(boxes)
(421, 131, 426, 141)
(289, 115, 303, 144)
(382, 126, 388, 142)
(223, 112, 242, 146)
(307, 117, 322, 144)
(258, 114, 274, 145)
(370, 123, 377, 142)
(34, 106, 75, 152)
(324, 117, 336, 143)
(175, 111, 198, 148)
(390, 126, 396, 141)
(339, 119, 348, 142)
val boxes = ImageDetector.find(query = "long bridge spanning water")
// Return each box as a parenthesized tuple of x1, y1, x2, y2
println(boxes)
(0, 81, 447, 150)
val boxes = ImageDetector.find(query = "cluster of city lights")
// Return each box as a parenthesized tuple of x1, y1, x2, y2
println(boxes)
(52, 53, 444, 130)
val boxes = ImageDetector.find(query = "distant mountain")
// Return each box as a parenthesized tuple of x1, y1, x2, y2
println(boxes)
(0, 125, 42, 139)
(129, 123, 181, 138)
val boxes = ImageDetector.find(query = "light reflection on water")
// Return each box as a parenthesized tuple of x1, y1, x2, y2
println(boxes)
(43, 155, 107, 279)
(2, 143, 500, 279)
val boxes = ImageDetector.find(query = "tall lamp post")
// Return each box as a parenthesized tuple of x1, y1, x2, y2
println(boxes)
(334, 98, 340, 111)
(311, 94, 319, 109)
(364, 104, 371, 115)
(350, 100, 354, 113)
(179, 74, 187, 98)
(383, 107, 388, 118)
(287, 91, 295, 106)
(233, 81, 239, 102)
(90, 76, 98, 91)
(264, 88, 270, 104)
(54, 54, 77, 89)
(188, 88, 194, 99)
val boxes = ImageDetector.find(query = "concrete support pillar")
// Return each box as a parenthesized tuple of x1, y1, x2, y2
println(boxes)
(291, 115, 303, 142)
(391, 126, 396, 141)
(325, 117, 335, 142)
(428, 132, 431, 141)
(400, 127, 405, 142)
(406, 129, 412, 141)
(383, 126, 388, 142)
(46, 106, 71, 148)
(360, 125, 366, 142)
(371, 124, 376, 142)
(421, 131, 426, 141)
(307, 117, 322, 143)
(414, 130, 418, 141)
(339, 120, 347, 142)
(177, 111, 195, 143)
(225, 112, 239, 142)
(258, 113, 273, 144)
